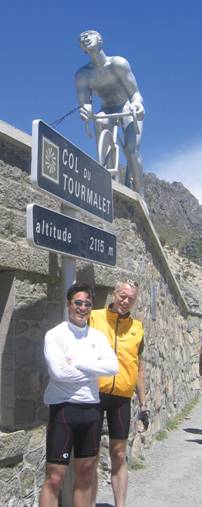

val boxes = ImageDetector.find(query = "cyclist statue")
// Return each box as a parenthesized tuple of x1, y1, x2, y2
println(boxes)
(75, 30, 145, 196)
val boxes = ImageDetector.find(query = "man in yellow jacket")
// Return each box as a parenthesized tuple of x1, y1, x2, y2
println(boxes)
(89, 279, 148, 507)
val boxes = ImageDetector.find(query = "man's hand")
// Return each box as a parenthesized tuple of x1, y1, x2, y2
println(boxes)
(66, 355, 73, 365)
(138, 409, 150, 430)
(79, 103, 93, 121)
(130, 101, 145, 121)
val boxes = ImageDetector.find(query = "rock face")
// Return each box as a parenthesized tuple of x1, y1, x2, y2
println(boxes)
(144, 173, 202, 266)
(163, 245, 202, 314)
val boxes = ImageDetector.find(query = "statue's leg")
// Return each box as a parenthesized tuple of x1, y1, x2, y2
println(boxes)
(94, 114, 116, 170)
(94, 113, 111, 159)
(123, 122, 144, 197)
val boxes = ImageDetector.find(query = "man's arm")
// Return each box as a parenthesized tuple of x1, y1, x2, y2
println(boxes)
(136, 352, 150, 430)
(44, 332, 94, 382)
(72, 331, 118, 377)
(136, 357, 146, 409)
(75, 67, 93, 121)
(129, 91, 145, 121)
(113, 57, 145, 120)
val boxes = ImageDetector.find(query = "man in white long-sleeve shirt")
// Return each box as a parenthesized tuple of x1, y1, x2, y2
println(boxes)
(39, 283, 118, 507)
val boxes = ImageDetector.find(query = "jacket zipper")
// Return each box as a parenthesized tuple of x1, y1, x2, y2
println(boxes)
(109, 315, 119, 394)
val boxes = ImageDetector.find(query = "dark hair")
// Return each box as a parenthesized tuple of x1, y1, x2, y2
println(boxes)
(66, 283, 94, 303)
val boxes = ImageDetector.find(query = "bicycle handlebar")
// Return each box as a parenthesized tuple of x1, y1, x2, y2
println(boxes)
(92, 110, 140, 135)
(93, 111, 132, 119)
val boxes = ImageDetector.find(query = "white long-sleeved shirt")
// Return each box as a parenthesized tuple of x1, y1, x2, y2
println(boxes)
(43, 320, 118, 404)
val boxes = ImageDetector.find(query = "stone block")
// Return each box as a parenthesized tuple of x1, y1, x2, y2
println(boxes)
(14, 277, 49, 299)
(0, 239, 50, 274)
(36, 405, 48, 423)
(152, 414, 161, 434)
(35, 458, 46, 489)
(0, 206, 13, 238)
(28, 426, 46, 450)
(0, 474, 20, 506)
(46, 302, 62, 322)
(15, 400, 35, 427)
(0, 430, 28, 461)
(15, 370, 31, 396)
(1, 368, 15, 386)
(1, 383, 15, 402)
(130, 433, 143, 463)
(20, 467, 35, 498)
(0, 134, 31, 171)
(25, 446, 46, 467)
(0, 407, 15, 430)
(2, 353, 15, 370)
(15, 320, 30, 335)
(0, 177, 30, 210)
(191, 378, 200, 390)
(14, 299, 47, 321)
(15, 336, 36, 368)
(154, 386, 162, 410)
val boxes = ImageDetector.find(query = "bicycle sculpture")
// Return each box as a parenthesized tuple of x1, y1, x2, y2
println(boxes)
(75, 30, 145, 196)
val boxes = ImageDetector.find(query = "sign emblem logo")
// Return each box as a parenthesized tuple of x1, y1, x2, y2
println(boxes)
(42, 136, 59, 183)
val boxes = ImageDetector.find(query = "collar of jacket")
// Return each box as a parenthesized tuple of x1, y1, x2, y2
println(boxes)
(108, 303, 130, 319)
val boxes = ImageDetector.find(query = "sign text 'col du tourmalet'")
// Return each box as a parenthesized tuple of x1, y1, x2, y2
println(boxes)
(31, 120, 113, 223)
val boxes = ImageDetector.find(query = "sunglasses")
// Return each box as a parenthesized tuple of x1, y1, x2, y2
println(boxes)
(72, 300, 92, 308)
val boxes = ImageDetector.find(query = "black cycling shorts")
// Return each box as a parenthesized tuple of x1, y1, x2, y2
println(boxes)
(46, 402, 101, 465)
(100, 393, 131, 440)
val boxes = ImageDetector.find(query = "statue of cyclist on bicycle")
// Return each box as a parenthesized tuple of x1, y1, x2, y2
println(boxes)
(75, 30, 145, 196)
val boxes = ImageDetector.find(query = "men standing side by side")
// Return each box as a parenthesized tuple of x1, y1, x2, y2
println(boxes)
(89, 279, 149, 507)
(39, 283, 118, 507)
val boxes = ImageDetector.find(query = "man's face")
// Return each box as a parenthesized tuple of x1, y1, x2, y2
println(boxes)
(112, 283, 138, 316)
(67, 291, 92, 327)
(80, 31, 100, 53)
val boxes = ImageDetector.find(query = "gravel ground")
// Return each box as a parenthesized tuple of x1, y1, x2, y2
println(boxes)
(96, 392, 202, 506)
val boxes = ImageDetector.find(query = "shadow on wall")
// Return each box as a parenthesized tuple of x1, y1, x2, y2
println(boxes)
(0, 137, 31, 173)
(0, 262, 111, 433)
(76, 263, 110, 308)
(0, 269, 62, 432)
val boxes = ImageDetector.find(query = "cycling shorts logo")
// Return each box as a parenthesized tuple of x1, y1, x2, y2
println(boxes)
(63, 452, 69, 459)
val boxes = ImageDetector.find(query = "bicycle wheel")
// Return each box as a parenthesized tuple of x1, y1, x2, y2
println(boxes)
(98, 129, 118, 171)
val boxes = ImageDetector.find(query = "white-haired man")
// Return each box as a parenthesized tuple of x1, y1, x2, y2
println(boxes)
(89, 280, 148, 507)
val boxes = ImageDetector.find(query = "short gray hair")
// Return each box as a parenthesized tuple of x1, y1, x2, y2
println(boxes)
(114, 279, 139, 292)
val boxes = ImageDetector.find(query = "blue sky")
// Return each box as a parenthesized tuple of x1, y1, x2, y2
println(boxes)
(1, 1, 202, 202)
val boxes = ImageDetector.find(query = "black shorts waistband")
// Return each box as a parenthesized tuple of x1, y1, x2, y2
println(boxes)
(50, 401, 100, 410)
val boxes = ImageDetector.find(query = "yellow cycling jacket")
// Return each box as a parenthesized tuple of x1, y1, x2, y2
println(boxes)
(89, 307, 144, 398)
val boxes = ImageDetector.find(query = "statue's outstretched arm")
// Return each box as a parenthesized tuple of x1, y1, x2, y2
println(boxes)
(75, 69, 93, 121)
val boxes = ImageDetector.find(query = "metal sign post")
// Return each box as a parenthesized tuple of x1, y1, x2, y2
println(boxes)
(61, 205, 77, 322)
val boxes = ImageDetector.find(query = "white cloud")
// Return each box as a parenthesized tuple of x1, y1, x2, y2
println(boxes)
(151, 141, 202, 204)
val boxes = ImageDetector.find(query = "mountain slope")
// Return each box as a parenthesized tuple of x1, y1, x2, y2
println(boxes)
(144, 173, 202, 266)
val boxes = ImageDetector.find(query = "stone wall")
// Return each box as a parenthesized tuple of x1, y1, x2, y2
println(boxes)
(0, 426, 46, 507)
(0, 271, 62, 431)
(0, 122, 201, 506)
